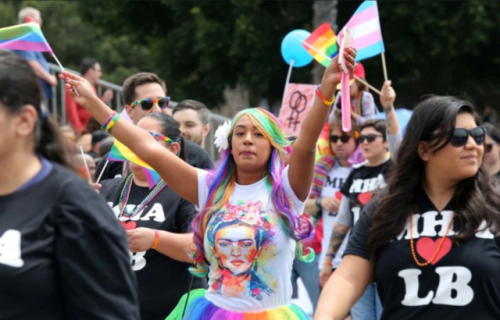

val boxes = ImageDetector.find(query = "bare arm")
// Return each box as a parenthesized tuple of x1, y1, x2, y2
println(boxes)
(289, 48, 357, 200)
(323, 222, 350, 265)
(60, 72, 199, 205)
(154, 232, 193, 263)
(28, 60, 56, 84)
(315, 255, 373, 320)
(304, 198, 319, 216)
(381, 81, 399, 136)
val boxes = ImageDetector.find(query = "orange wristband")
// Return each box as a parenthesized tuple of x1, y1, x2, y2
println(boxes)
(151, 230, 160, 249)
(315, 85, 334, 105)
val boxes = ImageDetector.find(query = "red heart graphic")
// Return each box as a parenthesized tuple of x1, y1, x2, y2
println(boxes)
(416, 237, 452, 265)
(358, 192, 372, 205)
(335, 191, 343, 201)
(120, 221, 136, 230)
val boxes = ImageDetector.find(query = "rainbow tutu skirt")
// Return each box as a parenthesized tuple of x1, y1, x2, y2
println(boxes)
(166, 289, 311, 320)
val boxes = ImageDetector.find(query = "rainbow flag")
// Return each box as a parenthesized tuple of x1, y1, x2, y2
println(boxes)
(0, 22, 53, 54)
(341, 1, 384, 61)
(108, 140, 160, 189)
(302, 22, 338, 67)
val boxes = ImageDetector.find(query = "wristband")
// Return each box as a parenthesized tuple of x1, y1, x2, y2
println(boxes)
(326, 253, 336, 259)
(151, 229, 160, 249)
(315, 197, 322, 210)
(315, 85, 334, 106)
(101, 112, 120, 132)
(324, 261, 333, 267)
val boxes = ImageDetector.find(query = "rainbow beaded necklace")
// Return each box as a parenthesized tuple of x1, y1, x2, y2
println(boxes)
(118, 174, 168, 218)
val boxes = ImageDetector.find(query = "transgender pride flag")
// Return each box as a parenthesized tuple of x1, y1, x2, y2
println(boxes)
(342, 1, 385, 62)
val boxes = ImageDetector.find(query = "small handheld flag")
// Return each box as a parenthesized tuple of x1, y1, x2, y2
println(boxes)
(0, 22, 53, 54)
(302, 22, 338, 67)
(341, 1, 385, 62)
(108, 140, 160, 189)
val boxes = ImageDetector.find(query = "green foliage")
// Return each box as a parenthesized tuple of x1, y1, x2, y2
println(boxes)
(2, 1, 500, 111)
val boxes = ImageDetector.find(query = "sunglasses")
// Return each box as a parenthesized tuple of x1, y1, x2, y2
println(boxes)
(358, 134, 383, 143)
(485, 142, 497, 153)
(450, 127, 485, 147)
(130, 97, 171, 111)
(149, 132, 173, 143)
(329, 134, 352, 143)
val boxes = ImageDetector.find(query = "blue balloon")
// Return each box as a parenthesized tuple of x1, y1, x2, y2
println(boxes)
(281, 29, 313, 67)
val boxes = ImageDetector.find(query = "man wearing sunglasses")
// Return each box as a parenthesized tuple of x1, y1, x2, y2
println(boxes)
(482, 123, 500, 177)
(95, 72, 214, 182)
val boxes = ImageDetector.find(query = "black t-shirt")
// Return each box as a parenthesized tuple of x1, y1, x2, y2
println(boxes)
(100, 178, 207, 320)
(345, 188, 500, 320)
(340, 161, 390, 225)
(0, 165, 139, 320)
(95, 139, 214, 182)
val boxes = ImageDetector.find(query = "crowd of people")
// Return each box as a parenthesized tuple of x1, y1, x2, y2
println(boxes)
(1, 5, 500, 320)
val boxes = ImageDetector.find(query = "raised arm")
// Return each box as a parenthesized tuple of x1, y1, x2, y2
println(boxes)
(289, 48, 357, 200)
(60, 72, 199, 205)
(380, 81, 401, 162)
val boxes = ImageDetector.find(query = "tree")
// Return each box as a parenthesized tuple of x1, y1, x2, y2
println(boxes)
(78, 1, 314, 109)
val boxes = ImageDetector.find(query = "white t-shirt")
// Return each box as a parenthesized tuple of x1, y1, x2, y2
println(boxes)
(196, 166, 305, 312)
(319, 163, 351, 269)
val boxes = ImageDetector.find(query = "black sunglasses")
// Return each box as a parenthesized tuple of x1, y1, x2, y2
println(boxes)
(130, 97, 171, 111)
(450, 127, 485, 147)
(329, 134, 351, 143)
(358, 134, 383, 143)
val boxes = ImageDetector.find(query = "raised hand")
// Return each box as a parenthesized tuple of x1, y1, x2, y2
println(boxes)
(380, 80, 396, 107)
(320, 47, 357, 103)
(59, 71, 100, 108)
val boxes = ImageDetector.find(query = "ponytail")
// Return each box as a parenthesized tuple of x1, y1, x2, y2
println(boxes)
(35, 117, 70, 167)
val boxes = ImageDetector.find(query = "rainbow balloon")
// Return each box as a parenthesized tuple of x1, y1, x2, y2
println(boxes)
(108, 140, 160, 189)
(0, 22, 53, 54)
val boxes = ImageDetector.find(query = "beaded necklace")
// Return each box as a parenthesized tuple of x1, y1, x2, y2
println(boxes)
(118, 174, 168, 218)
(410, 212, 455, 267)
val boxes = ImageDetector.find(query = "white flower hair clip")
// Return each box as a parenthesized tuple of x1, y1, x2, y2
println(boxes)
(214, 120, 232, 152)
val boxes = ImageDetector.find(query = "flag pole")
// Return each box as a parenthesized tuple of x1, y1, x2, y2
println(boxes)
(52, 53, 80, 97)
(79, 143, 92, 184)
(281, 59, 295, 109)
(302, 41, 381, 95)
(95, 159, 109, 184)
(381, 52, 388, 82)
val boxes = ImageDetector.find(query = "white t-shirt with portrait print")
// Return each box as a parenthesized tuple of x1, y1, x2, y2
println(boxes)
(196, 166, 306, 312)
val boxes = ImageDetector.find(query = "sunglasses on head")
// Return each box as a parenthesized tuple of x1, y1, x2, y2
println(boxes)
(450, 127, 485, 147)
(149, 132, 173, 143)
(329, 134, 351, 143)
(130, 97, 170, 111)
(358, 134, 383, 143)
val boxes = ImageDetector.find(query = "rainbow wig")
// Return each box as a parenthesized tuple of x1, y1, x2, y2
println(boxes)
(189, 108, 314, 277)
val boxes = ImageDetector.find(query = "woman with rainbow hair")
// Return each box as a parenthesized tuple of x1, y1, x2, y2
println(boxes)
(60, 47, 357, 320)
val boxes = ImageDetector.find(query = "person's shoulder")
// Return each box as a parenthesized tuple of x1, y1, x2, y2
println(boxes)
(352, 161, 368, 170)
(184, 139, 209, 156)
(184, 139, 214, 168)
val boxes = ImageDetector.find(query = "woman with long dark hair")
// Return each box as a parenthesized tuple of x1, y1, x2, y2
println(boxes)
(100, 112, 207, 320)
(315, 96, 500, 320)
(0, 50, 139, 319)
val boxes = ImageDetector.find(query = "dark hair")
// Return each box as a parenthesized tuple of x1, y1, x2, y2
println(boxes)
(484, 123, 500, 143)
(122, 73, 166, 105)
(368, 96, 500, 260)
(80, 58, 98, 76)
(82, 117, 102, 134)
(91, 130, 110, 147)
(360, 119, 387, 140)
(144, 113, 186, 162)
(99, 136, 115, 157)
(0, 50, 68, 166)
(173, 99, 211, 126)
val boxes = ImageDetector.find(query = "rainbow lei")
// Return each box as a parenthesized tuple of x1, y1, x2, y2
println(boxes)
(118, 174, 168, 218)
